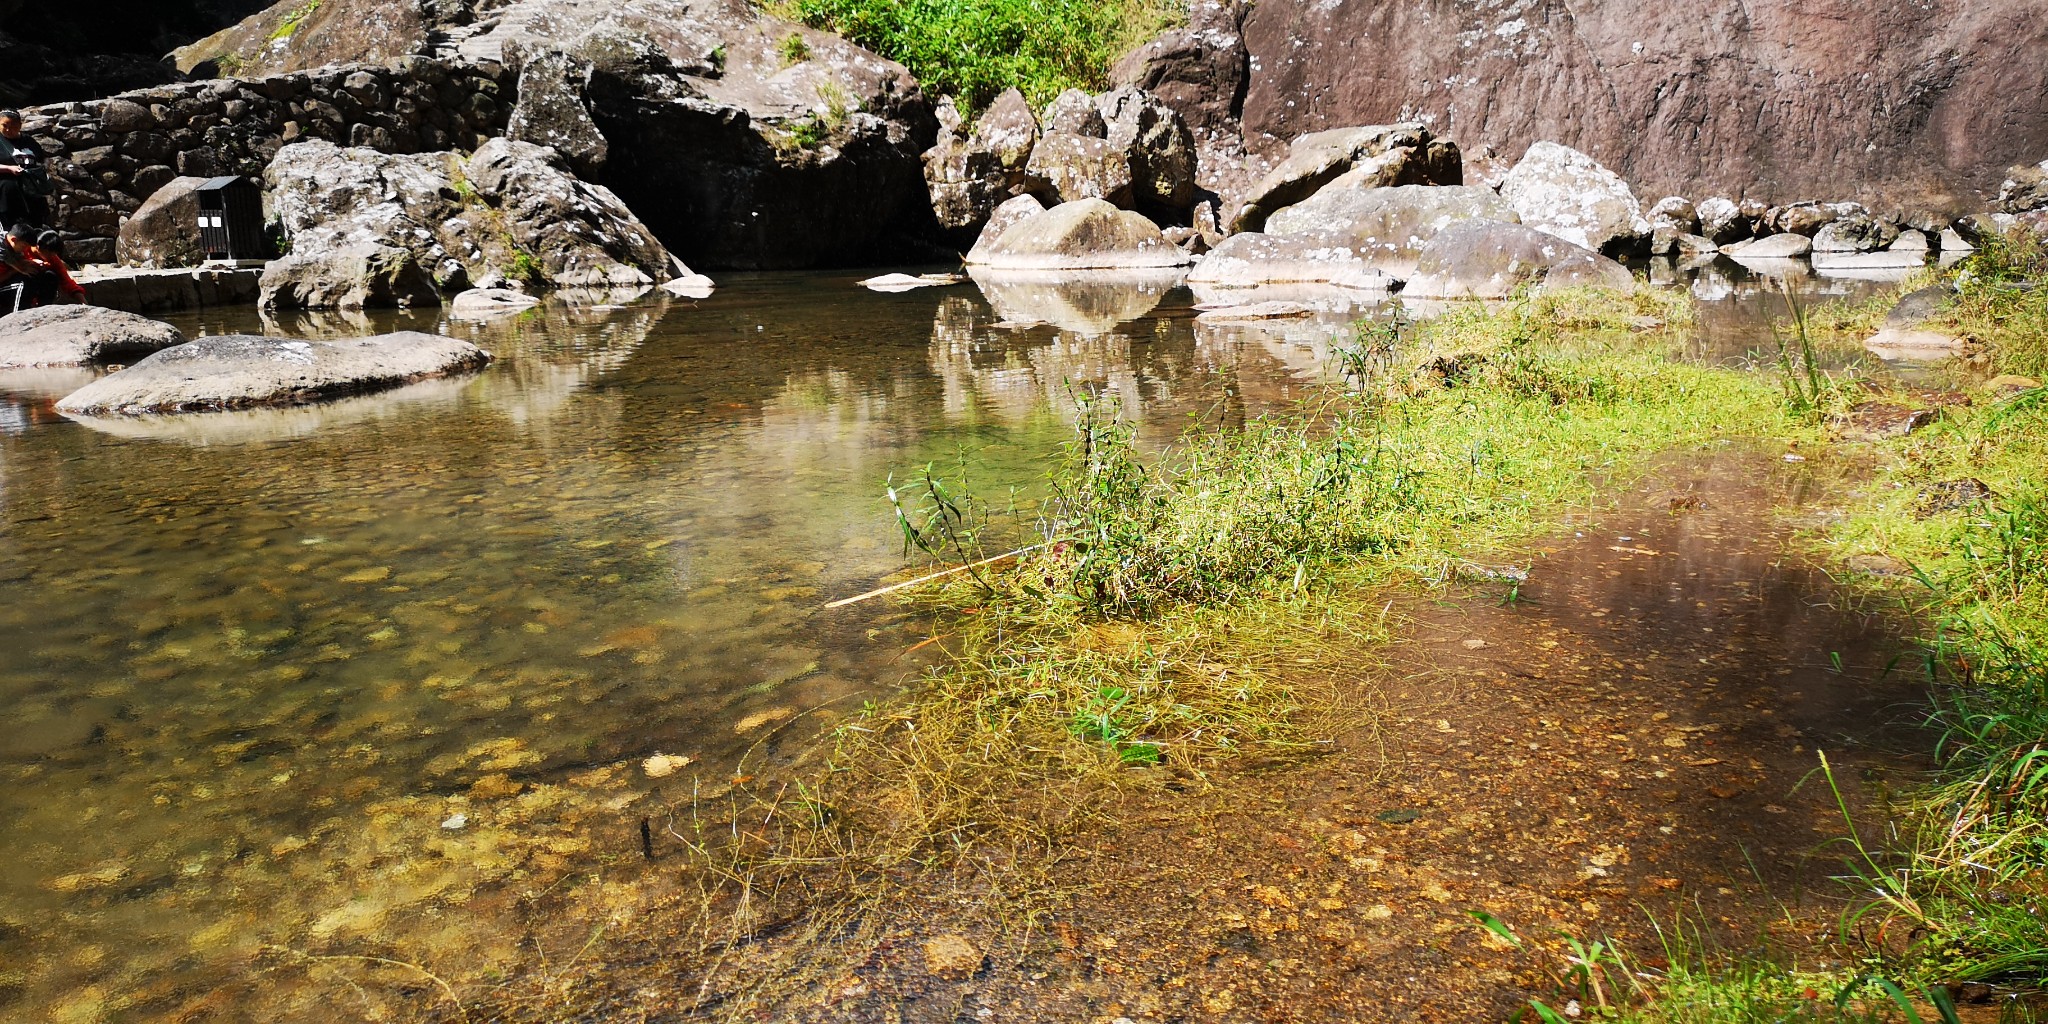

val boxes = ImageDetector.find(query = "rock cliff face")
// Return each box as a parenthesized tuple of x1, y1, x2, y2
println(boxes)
(174, 0, 940, 269)
(1232, 0, 2048, 211)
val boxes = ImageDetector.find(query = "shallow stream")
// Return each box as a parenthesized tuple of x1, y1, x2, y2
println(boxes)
(0, 262, 1903, 1018)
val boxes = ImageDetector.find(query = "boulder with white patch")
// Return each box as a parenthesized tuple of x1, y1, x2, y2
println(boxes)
(1497, 142, 1651, 255)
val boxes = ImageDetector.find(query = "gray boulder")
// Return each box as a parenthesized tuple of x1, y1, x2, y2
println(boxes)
(1813, 215, 1902, 252)
(1865, 284, 1965, 357)
(505, 50, 609, 179)
(0, 306, 187, 368)
(1263, 184, 1519, 278)
(964, 198, 1193, 270)
(55, 332, 493, 415)
(1230, 123, 1460, 232)
(1098, 87, 1198, 221)
(263, 138, 689, 307)
(923, 88, 1041, 238)
(116, 177, 214, 269)
(1498, 141, 1651, 255)
(1024, 133, 1135, 207)
(1405, 221, 1633, 299)
(1043, 88, 1107, 137)
(966, 193, 1049, 264)
(1647, 196, 1698, 234)
(1107, 0, 1248, 137)
(1694, 196, 1748, 243)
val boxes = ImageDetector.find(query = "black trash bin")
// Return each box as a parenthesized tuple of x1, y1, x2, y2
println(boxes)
(194, 176, 271, 261)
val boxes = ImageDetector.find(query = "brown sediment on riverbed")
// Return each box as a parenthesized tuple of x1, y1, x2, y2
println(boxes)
(441, 449, 1928, 1022)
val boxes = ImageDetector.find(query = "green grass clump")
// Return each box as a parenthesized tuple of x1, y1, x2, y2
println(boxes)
(790, 0, 1182, 110)
(1817, 231, 2048, 991)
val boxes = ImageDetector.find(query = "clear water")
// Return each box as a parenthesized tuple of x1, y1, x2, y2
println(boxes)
(0, 263, 1899, 1019)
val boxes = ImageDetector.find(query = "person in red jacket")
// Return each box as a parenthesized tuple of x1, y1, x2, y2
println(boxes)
(0, 222, 61, 312)
(28, 230, 84, 304)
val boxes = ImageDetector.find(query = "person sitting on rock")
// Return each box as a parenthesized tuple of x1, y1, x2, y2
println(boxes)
(0, 223, 62, 313)
(0, 110, 53, 231)
(28, 230, 84, 304)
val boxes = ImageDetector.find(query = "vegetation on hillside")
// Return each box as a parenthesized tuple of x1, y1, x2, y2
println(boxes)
(788, 0, 1183, 110)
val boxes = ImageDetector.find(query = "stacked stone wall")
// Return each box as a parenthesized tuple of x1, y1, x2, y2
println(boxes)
(21, 57, 512, 263)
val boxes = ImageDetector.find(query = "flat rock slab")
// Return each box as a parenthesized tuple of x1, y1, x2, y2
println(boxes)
(56, 332, 493, 416)
(0, 305, 186, 368)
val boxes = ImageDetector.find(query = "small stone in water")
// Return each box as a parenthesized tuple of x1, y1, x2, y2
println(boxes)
(642, 753, 692, 778)
(441, 813, 468, 830)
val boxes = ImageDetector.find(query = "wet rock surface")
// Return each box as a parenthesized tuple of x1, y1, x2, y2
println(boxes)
(55, 331, 492, 414)
(0, 305, 186, 368)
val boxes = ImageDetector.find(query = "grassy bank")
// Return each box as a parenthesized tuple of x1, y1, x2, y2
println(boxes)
(1813, 234, 2048, 1001)
(788, 0, 1182, 109)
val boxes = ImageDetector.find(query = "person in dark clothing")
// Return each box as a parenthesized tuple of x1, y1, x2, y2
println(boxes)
(0, 223, 60, 312)
(0, 110, 53, 231)
(30, 230, 84, 304)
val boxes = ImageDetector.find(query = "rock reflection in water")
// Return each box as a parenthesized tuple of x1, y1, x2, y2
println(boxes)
(966, 267, 1185, 334)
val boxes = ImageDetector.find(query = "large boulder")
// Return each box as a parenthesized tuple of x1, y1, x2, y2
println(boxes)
(505, 49, 610, 179)
(1723, 233, 1813, 259)
(964, 198, 1193, 270)
(1230, 123, 1460, 232)
(1043, 89, 1107, 138)
(1024, 134, 1135, 208)
(1405, 221, 1633, 299)
(55, 332, 493, 415)
(1262, 184, 1520, 278)
(0, 305, 186, 368)
(262, 138, 689, 307)
(116, 176, 213, 268)
(462, 137, 680, 288)
(966, 194, 1048, 264)
(1098, 87, 1198, 222)
(1812, 214, 1902, 253)
(1498, 142, 1652, 255)
(177, 0, 942, 270)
